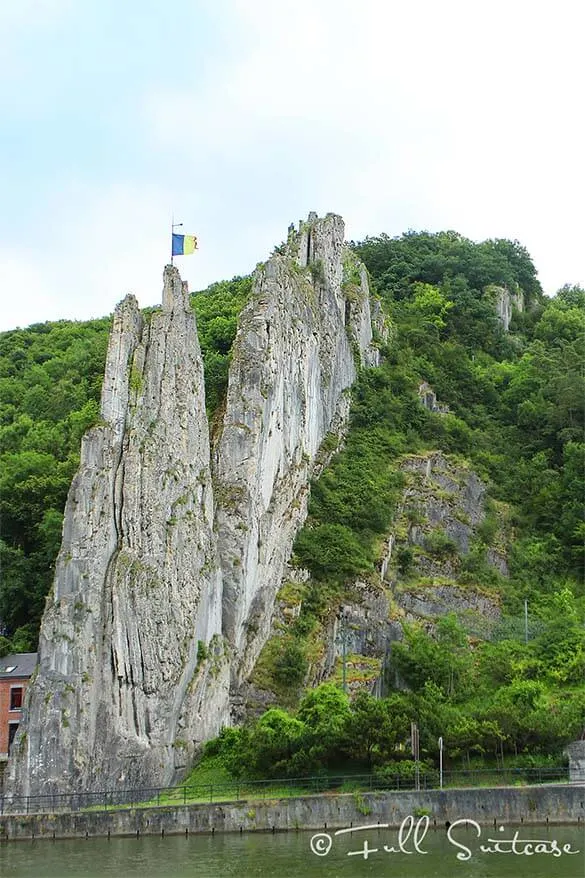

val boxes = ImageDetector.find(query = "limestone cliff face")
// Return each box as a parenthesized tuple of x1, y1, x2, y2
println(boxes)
(215, 213, 376, 682)
(381, 451, 506, 624)
(490, 285, 524, 331)
(250, 450, 506, 707)
(7, 213, 377, 797)
(8, 267, 229, 797)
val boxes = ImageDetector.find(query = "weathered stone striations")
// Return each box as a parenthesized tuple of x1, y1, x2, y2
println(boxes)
(214, 213, 376, 684)
(7, 267, 229, 798)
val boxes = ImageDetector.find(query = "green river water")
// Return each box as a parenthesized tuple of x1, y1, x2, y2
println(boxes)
(0, 823, 583, 878)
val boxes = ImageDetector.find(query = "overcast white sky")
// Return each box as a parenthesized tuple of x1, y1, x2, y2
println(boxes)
(1, 0, 583, 331)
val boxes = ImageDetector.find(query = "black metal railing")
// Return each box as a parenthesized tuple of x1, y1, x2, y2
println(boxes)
(0, 766, 570, 816)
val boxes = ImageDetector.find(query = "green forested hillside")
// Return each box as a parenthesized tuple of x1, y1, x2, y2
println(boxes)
(296, 231, 584, 590)
(0, 318, 111, 650)
(215, 231, 585, 777)
(0, 232, 583, 774)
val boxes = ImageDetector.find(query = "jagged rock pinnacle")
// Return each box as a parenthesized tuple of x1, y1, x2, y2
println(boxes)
(162, 264, 191, 313)
(100, 294, 142, 437)
(6, 265, 228, 799)
(214, 212, 378, 683)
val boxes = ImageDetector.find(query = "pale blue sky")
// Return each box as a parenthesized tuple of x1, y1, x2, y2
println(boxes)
(1, 0, 583, 330)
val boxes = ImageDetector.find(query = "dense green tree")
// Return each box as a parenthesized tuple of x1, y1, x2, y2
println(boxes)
(242, 709, 306, 777)
(343, 692, 409, 769)
(191, 275, 252, 412)
(391, 616, 473, 699)
(294, 523, 372, 582)
(272, 639, 308, 687)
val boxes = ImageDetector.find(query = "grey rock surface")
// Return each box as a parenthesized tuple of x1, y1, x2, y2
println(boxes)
(418, 382, 450, 414)
(396, 585, 500, 626)
(389, 453, 504, 630)
(565, 741, 585, 783)
(214, 213, 375, 684)
(398, 453, 485, 569)
(491, 285, 524, 331)
(7, 267, 229, 798)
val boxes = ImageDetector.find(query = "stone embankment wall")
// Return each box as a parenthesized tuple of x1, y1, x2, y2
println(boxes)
(567, 742, 585, 783)
(1, 786, 583, 840)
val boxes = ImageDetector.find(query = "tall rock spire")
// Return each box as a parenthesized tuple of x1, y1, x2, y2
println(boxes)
(214, 213, 378, 683)
(7, 266, 228, 797)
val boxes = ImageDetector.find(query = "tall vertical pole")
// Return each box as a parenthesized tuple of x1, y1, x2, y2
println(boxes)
(342, 621, 347, 694)
(439, 736, 443, 790)
(336, 611, 349, 694)
(411, 722, 420, 791)
(171, 218, 183, 268)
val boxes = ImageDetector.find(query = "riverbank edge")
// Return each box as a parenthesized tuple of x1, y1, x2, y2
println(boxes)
(0, 785, 583, 841)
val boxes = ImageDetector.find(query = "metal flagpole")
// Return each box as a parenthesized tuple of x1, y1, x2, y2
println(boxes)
(411, 722, 420, 791)
(171, 216, 183, 266)
(336, 611, 351, 694)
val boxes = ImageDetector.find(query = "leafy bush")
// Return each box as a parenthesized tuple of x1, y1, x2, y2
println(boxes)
(424, 529, 458, 558)
(294, 523, 372, 582)
(272, 640, 308, 687)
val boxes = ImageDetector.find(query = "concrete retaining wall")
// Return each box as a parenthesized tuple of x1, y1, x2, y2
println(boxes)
(567, 742, 585, 783)
(0, 785, 583, 841)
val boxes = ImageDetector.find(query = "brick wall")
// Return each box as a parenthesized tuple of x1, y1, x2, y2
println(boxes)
(0, 678, 28, 757)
